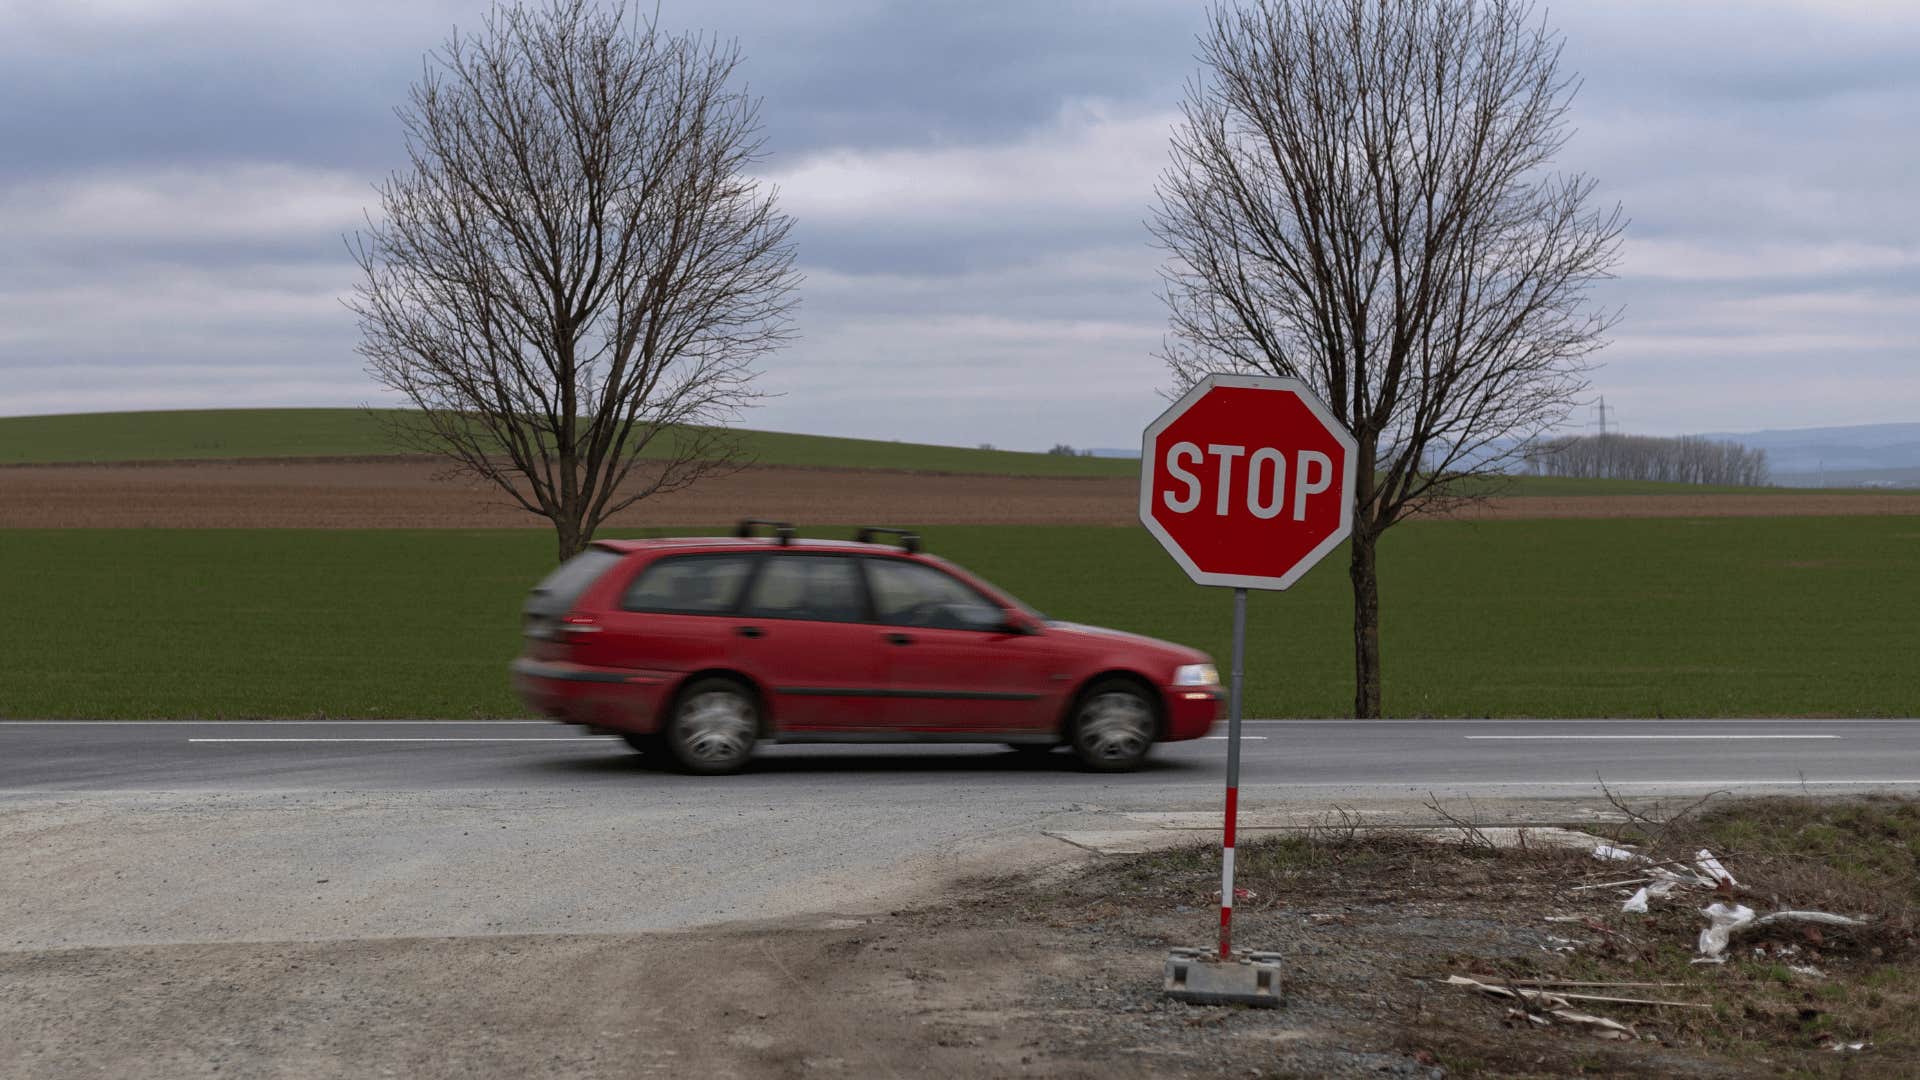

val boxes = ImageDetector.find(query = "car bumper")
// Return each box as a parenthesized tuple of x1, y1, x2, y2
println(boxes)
(510, 658, 671, 734)
(1161, 686, 1224, 741)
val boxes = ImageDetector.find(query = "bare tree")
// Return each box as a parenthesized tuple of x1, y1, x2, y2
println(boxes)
(1152, 0, 1623, 717)
(351, 0, 797, 560)
(1525, 433, 1770, 486)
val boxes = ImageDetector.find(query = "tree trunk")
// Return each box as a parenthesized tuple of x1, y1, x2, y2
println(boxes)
(554, 513, 587, 563)
(1349, 529, 1382, 719)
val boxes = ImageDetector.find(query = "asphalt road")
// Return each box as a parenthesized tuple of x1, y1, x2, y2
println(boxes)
(5, 717, 1918, 796)
(4, 718, 1916, 951)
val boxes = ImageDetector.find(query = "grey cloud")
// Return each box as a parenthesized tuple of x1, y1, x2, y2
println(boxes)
(0, 0, 1916, 448)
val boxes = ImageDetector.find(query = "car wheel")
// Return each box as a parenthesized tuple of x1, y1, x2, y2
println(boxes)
(1070, 680, 1156, 772)
(664, 678, 759, 775)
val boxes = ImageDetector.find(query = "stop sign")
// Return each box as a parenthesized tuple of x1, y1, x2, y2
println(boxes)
(1139, 374, 1357, 590)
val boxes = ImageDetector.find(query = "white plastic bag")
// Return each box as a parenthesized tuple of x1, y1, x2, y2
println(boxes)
(1694, 901, 1755, 962)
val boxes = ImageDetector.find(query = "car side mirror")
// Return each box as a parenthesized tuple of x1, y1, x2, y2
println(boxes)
(1000, 610, 1039, 636)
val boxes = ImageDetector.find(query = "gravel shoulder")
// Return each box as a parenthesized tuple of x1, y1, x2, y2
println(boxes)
(8, 791, 1911, 1078)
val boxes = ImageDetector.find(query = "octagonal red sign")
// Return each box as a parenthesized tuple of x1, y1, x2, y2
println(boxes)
(1139, 374, 1358, 590)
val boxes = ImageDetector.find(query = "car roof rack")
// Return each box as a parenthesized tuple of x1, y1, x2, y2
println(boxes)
(855, 526, 921, 554)
(735, 519, 796, 545)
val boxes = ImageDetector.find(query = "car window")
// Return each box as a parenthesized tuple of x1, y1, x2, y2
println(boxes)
(741, 555, 867, 623)
(525, 547, 625, 617)
(865, 558, 1006, 631)
(620, 554, 756, 615)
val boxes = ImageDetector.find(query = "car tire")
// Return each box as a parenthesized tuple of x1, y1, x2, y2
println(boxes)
(1069, 680, 1157, 772)
(663, 677, 759, 775)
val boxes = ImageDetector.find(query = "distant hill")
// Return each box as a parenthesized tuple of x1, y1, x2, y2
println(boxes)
(1698, 422, 1920, 487)
(0, 408, 1137, 478)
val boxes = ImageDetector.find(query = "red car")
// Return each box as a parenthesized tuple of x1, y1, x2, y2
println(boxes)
(512, 521, 1222, 774)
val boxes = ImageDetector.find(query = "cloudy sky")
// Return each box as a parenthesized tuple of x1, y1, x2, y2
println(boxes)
(2, 0, 1915, 450)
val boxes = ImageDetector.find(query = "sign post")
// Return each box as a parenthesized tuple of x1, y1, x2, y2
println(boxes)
(1220, 586, 1246, 959)
(1142, 374, 1357, 999)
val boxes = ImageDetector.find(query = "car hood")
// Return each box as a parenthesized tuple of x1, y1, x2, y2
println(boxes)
(1043, 621, 1209, 665)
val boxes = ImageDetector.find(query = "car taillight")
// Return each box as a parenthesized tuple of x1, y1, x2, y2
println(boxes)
(524, 613, 600, 644)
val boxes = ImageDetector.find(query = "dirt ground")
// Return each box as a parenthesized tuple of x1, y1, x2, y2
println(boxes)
(7, 799, 1913, 1079)
(4, 458, 1918, 528)
(0, 854, 1684, 1080)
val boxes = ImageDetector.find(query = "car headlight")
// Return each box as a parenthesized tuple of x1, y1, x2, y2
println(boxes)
(1173, 663, 1219, 687)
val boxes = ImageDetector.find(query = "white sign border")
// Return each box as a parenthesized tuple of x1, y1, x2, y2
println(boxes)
(1137, 373, 1360, 591)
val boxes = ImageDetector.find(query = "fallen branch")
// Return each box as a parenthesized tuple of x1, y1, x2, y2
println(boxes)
(1542, 992, 1709, 1010)
(1597, 780, 1728, 848)
(1499, 980, 1687, 989)
(1450, 976, 1640, 1040)
(1423, 793, 1496, 851)
(1569, 877, 1657, 892)
(1445, 975, 1706, 1010)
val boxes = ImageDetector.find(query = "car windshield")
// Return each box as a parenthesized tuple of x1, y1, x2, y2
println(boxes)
(942, 559, 1045, 622)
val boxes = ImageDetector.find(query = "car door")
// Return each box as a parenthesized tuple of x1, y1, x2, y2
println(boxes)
(862, 556, 1056, 735)
(590, 551, 758, 672)
(729, 552, 883, 734)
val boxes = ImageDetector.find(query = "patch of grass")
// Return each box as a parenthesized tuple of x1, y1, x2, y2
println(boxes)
(1702, 799, 1920, 894)
(919, 516, 1920, 719)
(1, 515, 1916, 719)
(0, 408, 1136, 476)
(1534, 794, 1920, 1074)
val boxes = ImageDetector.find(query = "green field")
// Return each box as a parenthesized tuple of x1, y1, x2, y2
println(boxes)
(0, 408, 1136, 476)
(4, 516, 1915, 720)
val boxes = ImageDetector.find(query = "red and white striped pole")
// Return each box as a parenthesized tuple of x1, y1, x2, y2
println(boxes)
(1219, 586, 1248, 960)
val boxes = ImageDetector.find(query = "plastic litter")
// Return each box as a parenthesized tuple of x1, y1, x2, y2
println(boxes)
(1695, 905, 1868, 962)
(1612, 868, 1690, 912)
(1746, 910, 1869, 932)
(1694, 849, 1736, 887)
(1693, 901, 1756, 963)
(1589, 844, 1644, 863)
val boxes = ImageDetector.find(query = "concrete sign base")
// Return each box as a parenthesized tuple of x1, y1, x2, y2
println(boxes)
(1162, 947, 1285, 1008)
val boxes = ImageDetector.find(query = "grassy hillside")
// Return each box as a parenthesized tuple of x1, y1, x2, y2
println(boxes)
(0, 408, 1137, 477)
(3, 515, 1915, 719)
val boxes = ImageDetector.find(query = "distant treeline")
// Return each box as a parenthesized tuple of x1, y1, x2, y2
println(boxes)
(1523, 434, 1770, 486)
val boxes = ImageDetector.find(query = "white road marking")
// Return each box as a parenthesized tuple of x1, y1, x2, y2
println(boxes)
(1465, 735, 1839, 741)
(188, 730, 614, 737)
(1240, 719, 1920, 725)
(1236, 779, 1920, 787)
(1204, 735, 1269, 740)
(2, 720, 555, 725)
(6, 718, 1912, 726)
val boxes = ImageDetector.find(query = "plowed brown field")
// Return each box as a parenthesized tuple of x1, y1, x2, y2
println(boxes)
(2, 458, 1915, 527)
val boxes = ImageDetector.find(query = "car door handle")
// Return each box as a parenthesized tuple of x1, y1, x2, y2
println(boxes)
(886, 633, 914, 646)
(736, 626, 766, 639)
